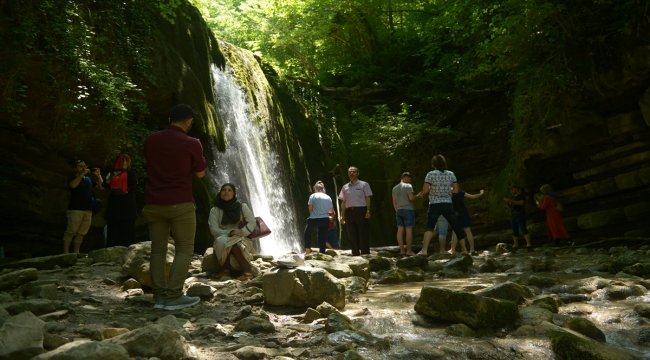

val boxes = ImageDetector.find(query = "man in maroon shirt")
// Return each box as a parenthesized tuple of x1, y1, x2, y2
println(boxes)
(143, 104, 207, 311)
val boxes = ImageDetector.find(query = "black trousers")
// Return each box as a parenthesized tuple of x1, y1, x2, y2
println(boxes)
(106, 218, 136, 247)
(344, 207, 369, 255)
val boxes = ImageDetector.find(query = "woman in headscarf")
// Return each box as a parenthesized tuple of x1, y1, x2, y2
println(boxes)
(208, 183, 256, 280)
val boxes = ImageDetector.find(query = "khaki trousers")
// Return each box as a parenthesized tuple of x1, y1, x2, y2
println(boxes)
(143, 202, 196, 301)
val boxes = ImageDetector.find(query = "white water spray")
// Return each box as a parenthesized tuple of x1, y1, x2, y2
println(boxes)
(209, 64, 302, 258)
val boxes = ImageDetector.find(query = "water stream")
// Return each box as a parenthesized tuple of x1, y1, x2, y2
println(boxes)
(339, 251, 650, 359)
(209, 64, 301, 258)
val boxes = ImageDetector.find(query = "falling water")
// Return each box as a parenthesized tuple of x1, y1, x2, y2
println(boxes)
(209, 64, 302, 258)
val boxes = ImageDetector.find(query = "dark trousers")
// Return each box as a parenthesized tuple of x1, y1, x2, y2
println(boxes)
(106, 218, 136, 247)
(427, 203, 466, 241)
(344, 207, 369, 255)
(304, 217, 330, 253)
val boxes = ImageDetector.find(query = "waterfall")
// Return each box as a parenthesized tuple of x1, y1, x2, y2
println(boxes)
(209, 64, 302, 258)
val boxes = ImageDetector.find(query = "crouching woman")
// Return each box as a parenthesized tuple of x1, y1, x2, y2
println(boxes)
(208, 183, 256, 281)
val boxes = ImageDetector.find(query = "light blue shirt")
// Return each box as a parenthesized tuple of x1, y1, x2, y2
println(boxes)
(308, 192, 333, 219)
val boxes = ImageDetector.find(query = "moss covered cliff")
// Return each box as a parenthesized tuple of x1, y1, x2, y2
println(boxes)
(0, 0, 227, 256)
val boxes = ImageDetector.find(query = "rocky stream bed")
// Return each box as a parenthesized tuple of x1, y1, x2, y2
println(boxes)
(1, 238, 650, 359)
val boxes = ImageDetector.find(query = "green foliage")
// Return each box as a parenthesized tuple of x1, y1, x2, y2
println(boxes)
(2, 0, 155, 162)
(157, 0, 185, 23)
(350, 103, 456, 160)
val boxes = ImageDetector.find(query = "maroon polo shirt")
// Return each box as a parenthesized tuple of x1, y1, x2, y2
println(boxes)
(144, 125, 207, 205)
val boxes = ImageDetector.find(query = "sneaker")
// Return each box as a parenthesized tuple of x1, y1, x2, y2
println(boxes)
(162, 295, 200, 311)
(153, 300, 166, 309)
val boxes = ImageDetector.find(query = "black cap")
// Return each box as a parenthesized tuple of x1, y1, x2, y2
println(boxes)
(401, 171, 412, 178)
(169, 104, 196, 122)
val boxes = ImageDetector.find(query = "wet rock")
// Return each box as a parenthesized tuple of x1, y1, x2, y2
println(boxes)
(395, 255, 427, 269)
(608, 252, 641, 273)
(368, 257, 391, 271)
(478, 257, 500, 273)
(426, 260, 444, 272)
(446, 323, 475, 337)
(531, 295, 561, 313)
(638, 328, 650, 346)
(519, 305, 554, 325)
(558, 293, 591, 304)
(336, 256, 370, 280)
(495, 243, 510, 254)
(565, 317, 606, 342)
(306, 259, 354, 278)
(529, 256, 555, 272)
(339, 276, 368, 295)
(576, 276, 611, 293)
(443, 254, 473, 272)
(527, 274, 557, 288)
(622, 262, 650, 277)
(549, 322, 638, 360)
(326, 329, 388, 349)
(375, 268, 409, 284)
(414, 286, 519, 330)
(634, 303, 650, 318)
(326, 312, 355, 333)
(473, 281, 533, 304)
(598, 284, 646, 300)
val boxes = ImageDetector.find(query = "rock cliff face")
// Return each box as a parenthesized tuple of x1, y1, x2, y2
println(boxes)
(0, 0, 318, 257)
(326, 49, 650, 248)
(0, 1, 224, 256)
(1, 0, 648, 259)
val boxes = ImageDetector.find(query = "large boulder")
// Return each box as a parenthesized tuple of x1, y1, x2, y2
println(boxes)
(548, 322, 638, 360)
(336, 256, 370, 280)
(262, 266, 345, 309)
(105, 323, 190, 359)
(414, 286, 519, 330)
(473, 281, 533, 304)
(121, 242, 174, 288)
(306, 259, 354, 278)
(0, 311, 45, 359)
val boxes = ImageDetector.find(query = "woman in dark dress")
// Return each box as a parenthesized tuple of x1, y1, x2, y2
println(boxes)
(105, 153, 138, 247)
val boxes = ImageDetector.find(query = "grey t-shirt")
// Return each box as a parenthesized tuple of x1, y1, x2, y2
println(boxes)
(392, 182, 414, 210)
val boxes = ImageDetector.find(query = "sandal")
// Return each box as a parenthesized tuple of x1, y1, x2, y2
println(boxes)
(237, 273, 254, 281)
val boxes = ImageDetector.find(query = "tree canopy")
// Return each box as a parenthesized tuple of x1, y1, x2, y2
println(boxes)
(189, 0, 648, 161)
